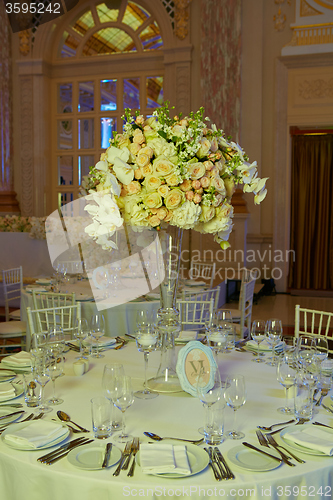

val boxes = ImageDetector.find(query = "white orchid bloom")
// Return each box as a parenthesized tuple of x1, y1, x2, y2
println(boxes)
(238, 161, 257, 184)
(95, 160, 108, 172)
(113, 157, 135, 185)
(85, 220, 108, 238)
(96, 234, 119, 250)
(231, 142, 245, 162)
(106, 145, 130, 164)
(254, 188, 267, 204)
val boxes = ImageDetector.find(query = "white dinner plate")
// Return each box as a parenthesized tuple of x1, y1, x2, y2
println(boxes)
(0, 361, 31, 373)
(83, 337, 117, 348)
(35, 279, 52, 285)
(76, 294, 94, 302)
(280, 424, 333, 456)
(0, 406, 25, 425)
(67, 442, 122, 470)
(136, 443, 209, 478)
(0, 383, 24, 402)
(1, 421, 70, 450)
(175, 331, 198, 343)
(227, 445, 282, 472)
(0, 370, 17, 383)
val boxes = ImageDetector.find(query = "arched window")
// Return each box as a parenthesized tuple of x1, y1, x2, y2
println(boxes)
(54, 1, 165, 209)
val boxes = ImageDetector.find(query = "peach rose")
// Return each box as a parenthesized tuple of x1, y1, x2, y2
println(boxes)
(165, 172, 181, 187)
(164, 210, 173, 222)
(126, 181, 141, 195)
(148, 215, 161, 227)
(211, 176, 226, 194)
(195, 187, 203, 195)
(158, 185, 170, 197)
(156, 207, 168, 220)
(192, 180, 201, 190)
(165, 189, 184, 210)
(139, 146, 154, 158)
(186, 191, 194, 201)
(134, 168, 143, 180)
(142, 163, 153, 176)
(129, 143, 141, 156)
(193, 193, 202, 204)
(180, 180, 192, 192)
(135, 115, 144, 125)
(200, 176, 210, 189)
(210, 137, 218, 152)
(136, 153, 150, 168)
(212, 193, 223, 207)
(133, 130, 145, 144)
(203, 160, 214, 171)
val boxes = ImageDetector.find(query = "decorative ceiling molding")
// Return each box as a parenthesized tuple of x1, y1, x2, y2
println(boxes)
(301, 0, 322, 16)
(174, 0, 192, 40)
(299, 78, 333, 99)
(19, 30, 31, 56)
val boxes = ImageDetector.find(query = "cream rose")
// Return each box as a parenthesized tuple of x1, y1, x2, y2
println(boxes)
(211, 176, 226, 194)
(144, 192, 163, 209)
(164, 210, 173, 222)
(165, 189, 184, 210)
(134, 168, 143, 180)
(136, 153, 150, 168)
(129, 143, 141, 156)
(196, 138, 211, 158)
(139, 146, 154, 158)
(157, 184, 170, 197)
(153, 156, 175, 177)
(144, 175, 162, 192)
(148, 215, 161, 227)
(170, 200, 201, 230)
(165, 172, 181, 187)
(141, 163, 153, 176)
(188, 162, 206, 180)
(126, 181, 141, 195)
(156, 207, 168, 220)
(133, 130, 145, 144)
(200, 205, 215, 223)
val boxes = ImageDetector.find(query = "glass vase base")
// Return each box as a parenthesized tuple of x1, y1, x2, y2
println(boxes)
(134, 390, 159, 399)
(147, 375, 183, 394)
(48, 398, 64, 405)
(277, 406, 293, 414)
(227, 430, 245, 440)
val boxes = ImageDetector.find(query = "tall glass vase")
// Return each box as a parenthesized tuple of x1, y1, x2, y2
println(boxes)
(148, 225, 183, 393)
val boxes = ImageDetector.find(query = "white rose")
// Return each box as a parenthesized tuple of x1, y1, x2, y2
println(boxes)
(170, 201, 201, 229)
(188, 162, 206, 180)
(196, 138, 211, 159)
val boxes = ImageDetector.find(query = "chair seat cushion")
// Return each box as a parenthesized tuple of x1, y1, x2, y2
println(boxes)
(0, 321, 26, 335)
(234, 324, 248, 339)
(9, 309, 21, 320)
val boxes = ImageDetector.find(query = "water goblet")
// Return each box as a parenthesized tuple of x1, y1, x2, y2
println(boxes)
(276, 354, 297, 414)
(74, 318, 89, 360)
(217, 311, 235, 352)
(90, 314, 106, 358)
(102, 363, 125, 430)
(314, 337, 328, 364)
(47, 353, 64, 405)
(113, 375, 135, 443)
(48, 325, 65, 356)
(135, 326, 159, 399)
(266, 319, 283, 366)
(135, 310, 152, 334)
(196, 362, 222, 435)
(251, 319, 266, 363)
(224, 375, 246, 439)
(297, 335, 316, 369)
(35, 355, 52, 413)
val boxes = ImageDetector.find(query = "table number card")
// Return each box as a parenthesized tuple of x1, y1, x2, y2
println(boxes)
(176, 341, 217, 397)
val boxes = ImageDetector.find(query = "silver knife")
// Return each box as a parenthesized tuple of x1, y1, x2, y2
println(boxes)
(0, 410, 24, 421)
(102, 443, 112, 468)
(204, 447, 222, 481)
(46, 440, 94, 465)
(37, 437, 89, 462)
(242, 442, 283, 462)
(214, 447, 235, 479)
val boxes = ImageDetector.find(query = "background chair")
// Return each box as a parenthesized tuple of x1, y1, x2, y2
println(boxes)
(26, 303, 81, 342)
(177, 298, 214, 332)
(222, 269, 258, 323)
(181, 286, 220, 311)
(233, 274, 257, 340)
(2, 266, 23, 321)
(189, 262, 216, 288)
(32, 291, 76, 310)
(295, 305, 333, 354)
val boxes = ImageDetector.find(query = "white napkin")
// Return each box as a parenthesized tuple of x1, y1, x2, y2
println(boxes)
(0, 382, 16, 401)
(284, 426, 333, 455)
(176, 330, 197, 341)
(26, 286, 47, 292)
(2, 351, 31, 367)
(84, 336, 116, 347)
(140, 443, 191, 475)
(4, 421, 67, 449)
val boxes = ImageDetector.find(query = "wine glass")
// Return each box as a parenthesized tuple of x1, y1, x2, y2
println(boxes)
(113, 375, 135, 443)
(135, 310, 152, 334)
(265, 319, 283, 366)
(297, 335, 316, 369)
(276, 354, 297, 414)
(314, 337, 328, 364)
(74, 318, 89, 360)
(135, 325, 159, 399)
(224, 375, 246, 439)
(196, 363, 222, 435)
(48, 326, 65, 356)
(102, 363, 125, 430)
(35, 355, 52, 413)
(90, 314, 105, 358)
(47, 353, 64, 405)
(206, 314, 229, 360)
(217, 310, 235, 352)
(251, 320, 266, 363)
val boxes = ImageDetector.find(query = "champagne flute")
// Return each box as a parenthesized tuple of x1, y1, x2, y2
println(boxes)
(276, 354, 297, 414)
(90, 314, 105, 358)
(224, 375, 246, 439)
(47, 353, 64, 405)
(113, 375, 135, 443)
(102, 363, 125, 430)
(74, 318, 89, 360)
(35, 354, 52, 413)
(251, 320, 266, 363)
(135, 325, 159, 399)
(266, 319, 283, 366)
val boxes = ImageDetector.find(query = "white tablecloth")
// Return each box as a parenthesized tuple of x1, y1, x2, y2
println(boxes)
(0, 344, 332, 500)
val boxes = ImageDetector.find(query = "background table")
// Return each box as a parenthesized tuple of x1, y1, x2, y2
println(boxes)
(0, 343, 333, 500)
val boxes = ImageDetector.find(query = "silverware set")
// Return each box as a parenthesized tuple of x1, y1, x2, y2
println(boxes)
(113, 438, 140, 477)
(204, 447, 235, 481)
(0, 412, 43, 434)
(37, 437, 93, 465)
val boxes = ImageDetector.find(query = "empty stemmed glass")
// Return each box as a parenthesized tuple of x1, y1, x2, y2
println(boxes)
(297, 335, 316, 370)
(74, 318, 90, 360)
(224, 375, 246, 439)
(265, 319, 283, 366)
(135, 310, 152, 334)
(102, 363, 125, 430)
(47, 353, 64, 405)
(276, 353, 297, 414)
(135, 325, 159, 399)
(48, 326, 65, 356)
(35, 354, 52, 413)
(90, 314, 105, 358)
(217, 310, 235, 353)
(113, 375, 135, 443)
(314, 337, 328, 364)
(196, 362, 222, 436)
(206, 314, 228, 360)
(251, 319, 266, 363)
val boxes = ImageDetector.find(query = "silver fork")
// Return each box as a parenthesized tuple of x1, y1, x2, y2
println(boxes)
(266, 433, 305, 463)
(269, 418, 307, 435)
(127, 437, 140, 477)
(256, 430, 295, 466)
(113, 441, 132, 476)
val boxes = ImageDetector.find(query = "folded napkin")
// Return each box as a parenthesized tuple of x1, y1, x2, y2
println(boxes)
(176, 330, 197, 341)
(140, 443, 191, 475)
(246, 339, 283, 352)
(0, 382, 16, 401)
(284, 426, 333, 455)
(26, 286, 47, 292)
(2, 351, 31, 367)
(4, 421, 67, 449)
(83, 336, 116, 347)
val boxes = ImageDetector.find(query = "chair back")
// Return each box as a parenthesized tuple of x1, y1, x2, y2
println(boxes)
(238, 274, 257, 338)
(32, 291, 76, 310)
(295, 305, 333, 353)
(2, 266, 23, 321)
(181, 287, 220, 310)
(26, 303, 81, 341)
(177, 298, 214, 330)
(189, 262, 216, 288)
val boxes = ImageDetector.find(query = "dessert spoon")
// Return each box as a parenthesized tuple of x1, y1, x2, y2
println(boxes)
(57, 411, 89, 432)
(144, 431, 203, 444)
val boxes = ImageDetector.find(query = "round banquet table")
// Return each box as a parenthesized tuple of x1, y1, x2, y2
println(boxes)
(21, 281, 160, 350)
(0, 342, 333, 500)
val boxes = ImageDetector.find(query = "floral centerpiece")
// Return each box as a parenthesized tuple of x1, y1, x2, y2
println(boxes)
(0, 215, 46, 239)
(82, 102, 267, 250)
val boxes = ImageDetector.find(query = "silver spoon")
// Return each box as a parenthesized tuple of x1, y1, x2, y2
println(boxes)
(257, 418, 296, 432)
(144, 431, 204, 445)
(57, 411, 89, 432)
